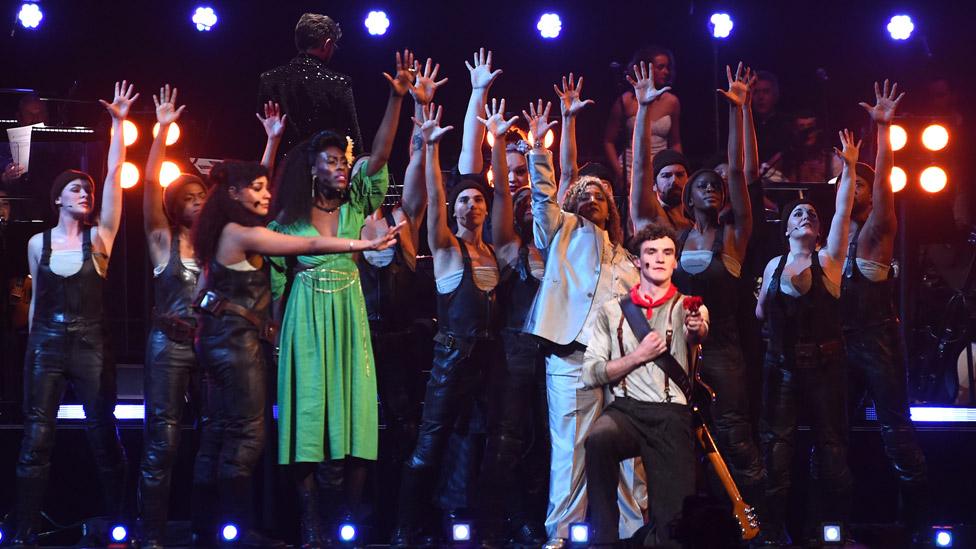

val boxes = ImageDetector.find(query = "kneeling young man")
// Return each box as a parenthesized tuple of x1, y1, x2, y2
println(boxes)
(582, 224, 708, 547)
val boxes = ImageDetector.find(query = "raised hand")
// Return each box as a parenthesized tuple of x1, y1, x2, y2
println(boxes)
(383, 49, 417, 97)
(718, 62, 750, 107)
(554, 73, 595, 118)
(742, 66, 758, 107)
(368, 220, 407, 251)
(410, 57, 448, 105)
(100, 80, 139, 120)
(465, 47, 502, 90)
(256, 101, 287, 139)
(476, 98, 519, 138)
(627, 62, 671, 106)
(859, 79, 905, 126)
(834, 128, 863, 165)
(411, 103, 454, 144)
(153, 84, 186, 126)
(522, 99, 558, 148)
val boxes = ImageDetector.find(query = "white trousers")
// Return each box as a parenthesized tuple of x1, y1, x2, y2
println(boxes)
(544, 348, 647, 539)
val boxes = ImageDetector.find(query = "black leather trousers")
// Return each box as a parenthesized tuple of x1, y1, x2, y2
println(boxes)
(16, 320, 127, 531)
(396, 334, 499, 531)
(845, 321, 928, 527)
(760, 343, 852, 540)
(139, 328, 199, 539)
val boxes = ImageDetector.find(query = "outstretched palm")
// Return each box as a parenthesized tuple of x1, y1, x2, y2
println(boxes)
(627, 62, 670, 105)
(859, 79, 904, 126)
(410, 57, 448, 105)
(465, 47, 502, 90)
(477, 98, 519, 138)
(383, 49, 416, 97)
(100, 80, 139, 120)
(718, 62, 750, 107)
(154, 84, 186, 126)
(554, 73, 595, 117)
(522, 99, 558, 146)
(412, 103, 454, 144)
(256, 101, 287, 139)
(834, 128, 862, 164)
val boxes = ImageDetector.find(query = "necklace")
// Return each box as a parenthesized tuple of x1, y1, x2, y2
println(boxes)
(314, 203, 340, 214)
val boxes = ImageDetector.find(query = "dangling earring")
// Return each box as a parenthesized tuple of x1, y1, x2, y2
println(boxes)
(311, 175, 317, 198)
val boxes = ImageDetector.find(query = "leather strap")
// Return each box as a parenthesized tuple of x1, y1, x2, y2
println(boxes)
(618, 294, 694, 401)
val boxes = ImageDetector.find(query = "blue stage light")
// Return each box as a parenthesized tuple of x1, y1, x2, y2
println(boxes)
(709, 13, 734, 39)
(887, 15, 914, 40)
(822, 523, 842, 544)
(192, 6, 217, 32)
(451, 522, 471, 542)
(110, 525, 128, 542)
(537, 13, 562, 39)
(338, 523, 357, 542)
(935, 528, 954, 547)
(221, 523, 239, 542)
(364, 10, 390, 36)
(569, 523, 589, 544)
(17, 3, 43, 29)
(0, 527, 5, 543)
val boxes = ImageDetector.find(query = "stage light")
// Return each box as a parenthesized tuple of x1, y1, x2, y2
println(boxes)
(152, 122, 181, 146)
(890, 124, 907, 151)
(160, 161, 181, 187)
(822, 523, 842, 544)
(110, 120, 139, 147)
(192, 6, 217, 32)
(486, 131, 495, 148)
(922, 124, 949, 151)
(221, 523, 239, 542)
(451, 522, 471, 542)
(486, 167, 494, 187)
(121, 162, 140, 189)
(364, 10, 390, 36)
(935, 528, 954, 547)
(526, 129, 555, 149)
(887, 15, 914, 40)
(17, 2, 42, 29)
(569, 523, 590, 544)
(890, 166, 907, 193)
(338, 523, 357, 543)
(709, 13, 734, 39)
(537, 13, 562, 39)
(111, 525, 128, 542)
(920, 166, 947, 193)
(0, 527, 5, 543)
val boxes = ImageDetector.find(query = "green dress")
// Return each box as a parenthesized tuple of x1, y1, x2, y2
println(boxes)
(270, 162, 388, 464)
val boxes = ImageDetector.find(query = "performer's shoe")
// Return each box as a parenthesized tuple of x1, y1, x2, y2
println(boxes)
(543, 536, 566, 549)
(511, 522, 547, 547)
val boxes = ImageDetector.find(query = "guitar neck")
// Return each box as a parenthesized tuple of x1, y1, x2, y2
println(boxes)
(696, 426, 744, 503)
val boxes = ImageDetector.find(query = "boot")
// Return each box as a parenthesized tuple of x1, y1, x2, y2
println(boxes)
(297, 479, 324, 549)
(219, 477, 286, 549)
(139, 480, 170, 547)
(11, 477, 45, 548)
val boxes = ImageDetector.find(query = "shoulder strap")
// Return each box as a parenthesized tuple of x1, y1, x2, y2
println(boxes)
(677, 228, 692, 255)
(41, 229, 52, 263)
(383, 208, 397, 228)
(845, 225, 862, 278)
(618, 294, 694, 401)
(81, 225, 92, 258)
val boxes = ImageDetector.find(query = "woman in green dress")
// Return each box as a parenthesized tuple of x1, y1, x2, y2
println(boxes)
(269, 49, 417, 547)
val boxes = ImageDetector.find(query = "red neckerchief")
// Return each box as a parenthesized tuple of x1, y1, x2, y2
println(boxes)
(629, 283, 677, 320)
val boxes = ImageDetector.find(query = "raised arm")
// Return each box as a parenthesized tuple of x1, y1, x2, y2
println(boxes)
(144, 85, 186, 263)
(742, 69, 760, 183)
(97, 80, 139, 249)
(413, 103, 456, 252)
(401, 58, 446, 225)
(257, 101, 286, 172)
(555, 73, 594, 203)
(859, 80, 904, 244)
(459, 48, 502, 175)
(479, 98, 521, 249)
(367, 49, 416, 177)
(524, 102, 563, 250)
(825, 129, 861, 262)
(717, 63, 754, 256)
(628, 62, 671, 232)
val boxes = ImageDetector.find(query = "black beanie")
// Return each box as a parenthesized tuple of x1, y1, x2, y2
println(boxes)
(652, 149, 690, 182)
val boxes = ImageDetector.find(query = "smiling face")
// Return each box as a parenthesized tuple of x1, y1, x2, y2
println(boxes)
(231, 176, 271, 217)
(56, 178, 94, 219)
(454, 188, 487, 230)
(635, 236, 677, 286)
(786, 202, 820, 240)
(688, 171, 725, 213)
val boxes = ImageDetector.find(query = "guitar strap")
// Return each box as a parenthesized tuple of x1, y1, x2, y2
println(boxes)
(618, 294, 694, 402)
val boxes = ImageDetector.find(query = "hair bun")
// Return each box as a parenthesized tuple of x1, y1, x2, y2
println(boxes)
(208, 161, 228, 187)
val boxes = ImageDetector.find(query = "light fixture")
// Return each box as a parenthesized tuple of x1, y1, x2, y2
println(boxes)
(822, 523, 843, 545)
(934, 526, 954, 547)
(192, 6, 217, 32)
(537, 13, 562, 39)
(159, 161, 181, 187)
(922, 124, 949, 151)
(569, 522, 590, 545)
(338, 523, 357, 543)
(152, 122, 181, 145)
(887, 14, 914, 40)
(889, 124, 907, 151)
(110, 525, 128, 543)
(221, 523, 239, 542)
(890, 166, 907, 193)
(364, 10, 390, 36)
(121, 162, 140, 189)
(17, 2, 43, 29)
(709, 13, 734, 39)
(451, 522, 471, 542)
(920, 166, 947, 193)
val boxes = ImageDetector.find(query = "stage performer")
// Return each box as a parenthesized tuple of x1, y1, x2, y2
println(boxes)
(191, 160, 400, 547)
(267, 48, 413, 547)
(843, 80, 928, 535)
(755, 129, 859, 544)
(11, 81, 136, 547)
(668, 64, 766, 511)
(357, 56, 445, 467)
(524, 70, 671, 546)
(258, 13, 362, 155)
(582, 223, 708, 547)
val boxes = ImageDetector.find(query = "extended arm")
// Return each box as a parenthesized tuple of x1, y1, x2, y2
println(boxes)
(742, 70, 760, 183)
(413, 104, 456, 252)
(257, 101, 286, 171)
(459, 48, 502, 175)
(97, 80, 139, 250)
(523, 101, 562, 249)
(825, 129, 861, 262)
(233, 222, 403, 257)
(145, 85, 186, 242)
(556, 73, 594, 203)
(860, 80, 904, 239)
(368, 49, 417, 177)
(480, 98, 521, 248)
(629, 62, 671, 231)
(717, 63, 754, 256)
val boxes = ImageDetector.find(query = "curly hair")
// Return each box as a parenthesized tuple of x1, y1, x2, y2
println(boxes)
(627, 223, 678, 256)
(563, 175, 623, 246)
(270, 130, 348, 225)
(192, 161, 268, 267)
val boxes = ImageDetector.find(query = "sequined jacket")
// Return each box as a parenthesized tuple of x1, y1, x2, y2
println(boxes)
(258, 53, 363, 154)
